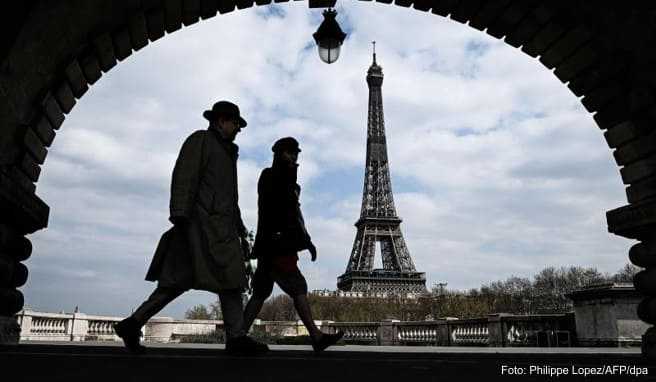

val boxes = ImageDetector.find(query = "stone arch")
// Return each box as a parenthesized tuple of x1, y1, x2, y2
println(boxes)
(1, 1, 656, 354)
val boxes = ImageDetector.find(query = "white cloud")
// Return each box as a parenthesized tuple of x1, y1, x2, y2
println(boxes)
(24, 3, 631, 318)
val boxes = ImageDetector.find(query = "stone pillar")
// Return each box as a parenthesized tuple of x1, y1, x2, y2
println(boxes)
(487, 313, 511, 347)
(0, 222, 33, 344)
(607, 201, 656, 359)
(377, 319, 399, 346)
(628, 240, 656, 357)
(144, 317, 174, 343)
(566, 283, 648, 347)
(0, 167, 49, 344)
(642, 327, 656, 359)
(0, 316, 20, 343)
(436, 317, 458, 346)
(18, 311, 32, 338)
(69, 312, 88, 341)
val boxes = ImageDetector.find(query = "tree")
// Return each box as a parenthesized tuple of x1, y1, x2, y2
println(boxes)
(186, 263, 642, 322)
(258, 295, 297, 321)
(185, 304, 212, 320)
(612, 263, 640, 283)
(209, 296, 222, 319)
(531, 266, 606, 313)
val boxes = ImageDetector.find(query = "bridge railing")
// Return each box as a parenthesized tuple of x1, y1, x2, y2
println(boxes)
(25, 312, 70, 339)
(15, 310, 575, 347)
(490, 313, 576, 347)
(447, 318, 490, 346)
(324, 322, 380, 343)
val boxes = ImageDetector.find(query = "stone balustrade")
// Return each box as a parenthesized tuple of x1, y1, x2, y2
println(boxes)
(324, 322, 380, 343)
(321, 314, 575, 347)
(15, 310, 317, 343)
(498, 313, 576, 347)
(16, 309, 575, 347)
(15, 295, 637, 348)
(449, 318, 490, 345)
(15, 310, 211, 342)
(396, 320, 442, 344)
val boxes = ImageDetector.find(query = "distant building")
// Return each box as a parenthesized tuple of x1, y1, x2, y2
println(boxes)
(310, 289, 420, 299)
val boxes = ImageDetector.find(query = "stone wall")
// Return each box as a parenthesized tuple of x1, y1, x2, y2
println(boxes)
(567, 283, 649, 346)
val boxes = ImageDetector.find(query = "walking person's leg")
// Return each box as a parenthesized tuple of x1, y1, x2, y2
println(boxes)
(242, 263, 274, 333)
(221, 288, 269, 355)
(131, 286, 185, 325)
(114, 286, 185, 354)
(275, 267, 344, 353)
(291, 293, 322, 339)
(218, 288, 246, 340)
(243, 295, 266, 332)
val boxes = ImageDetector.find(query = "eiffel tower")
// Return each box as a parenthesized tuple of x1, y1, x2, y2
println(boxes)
(337, 43, 427, 296)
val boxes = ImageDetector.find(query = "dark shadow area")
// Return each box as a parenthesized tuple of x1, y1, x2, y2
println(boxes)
(0, 342, 650, 382)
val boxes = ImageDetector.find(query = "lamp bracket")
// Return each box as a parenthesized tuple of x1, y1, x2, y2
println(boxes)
(309, 0, 337, 8)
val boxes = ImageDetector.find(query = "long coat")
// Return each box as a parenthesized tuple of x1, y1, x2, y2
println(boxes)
(145, 128, 248, 292)
(252, 165, 312, 260)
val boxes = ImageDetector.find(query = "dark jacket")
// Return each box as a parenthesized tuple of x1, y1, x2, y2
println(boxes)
(252, 163, 312, 259)
(145, 127, 248, 292)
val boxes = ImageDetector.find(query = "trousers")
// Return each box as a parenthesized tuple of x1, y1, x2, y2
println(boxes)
(130, 286, 245, 339)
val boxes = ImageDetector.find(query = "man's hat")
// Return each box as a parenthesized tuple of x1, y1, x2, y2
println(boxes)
(272, 137, 301, 153)
(203, 100, 247, 127)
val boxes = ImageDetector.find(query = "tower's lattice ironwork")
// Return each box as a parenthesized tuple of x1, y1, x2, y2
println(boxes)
(337, 43, 427, 295)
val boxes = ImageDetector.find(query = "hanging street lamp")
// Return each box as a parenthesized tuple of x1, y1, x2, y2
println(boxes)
(312, 8, 347, 64)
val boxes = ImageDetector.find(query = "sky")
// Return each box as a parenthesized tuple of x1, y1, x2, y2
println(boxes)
(23, 2, 632, 319)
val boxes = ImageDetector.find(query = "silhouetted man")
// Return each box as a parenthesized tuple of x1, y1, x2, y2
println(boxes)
(243, 137, 343, 353)
(114, 101, 267, 355)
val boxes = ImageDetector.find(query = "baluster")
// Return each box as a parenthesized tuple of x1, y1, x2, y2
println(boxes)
(507, 325, 515, 344)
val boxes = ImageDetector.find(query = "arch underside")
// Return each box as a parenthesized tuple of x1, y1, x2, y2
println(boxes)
(1, 0, 656, 353)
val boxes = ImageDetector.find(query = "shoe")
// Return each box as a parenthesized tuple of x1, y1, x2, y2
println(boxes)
(225, 335, 269, 356)
(113, 317, 146, 355)
(312, 331, 344, 353)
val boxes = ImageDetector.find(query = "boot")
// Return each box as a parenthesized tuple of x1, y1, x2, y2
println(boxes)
(312, 331, 344, 353)
(113, 317, 146, 354)
(225, 335, 269, 356)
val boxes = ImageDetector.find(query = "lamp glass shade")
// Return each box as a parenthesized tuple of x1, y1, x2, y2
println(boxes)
(318, 44, 341, 64)
(313, 8, 346, 64)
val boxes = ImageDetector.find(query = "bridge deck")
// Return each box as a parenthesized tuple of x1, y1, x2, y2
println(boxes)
(1, 342, 652, 382)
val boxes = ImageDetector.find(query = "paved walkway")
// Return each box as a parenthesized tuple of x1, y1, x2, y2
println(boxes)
(14, 340, 643, 354)
(2, 342, 652, 382)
